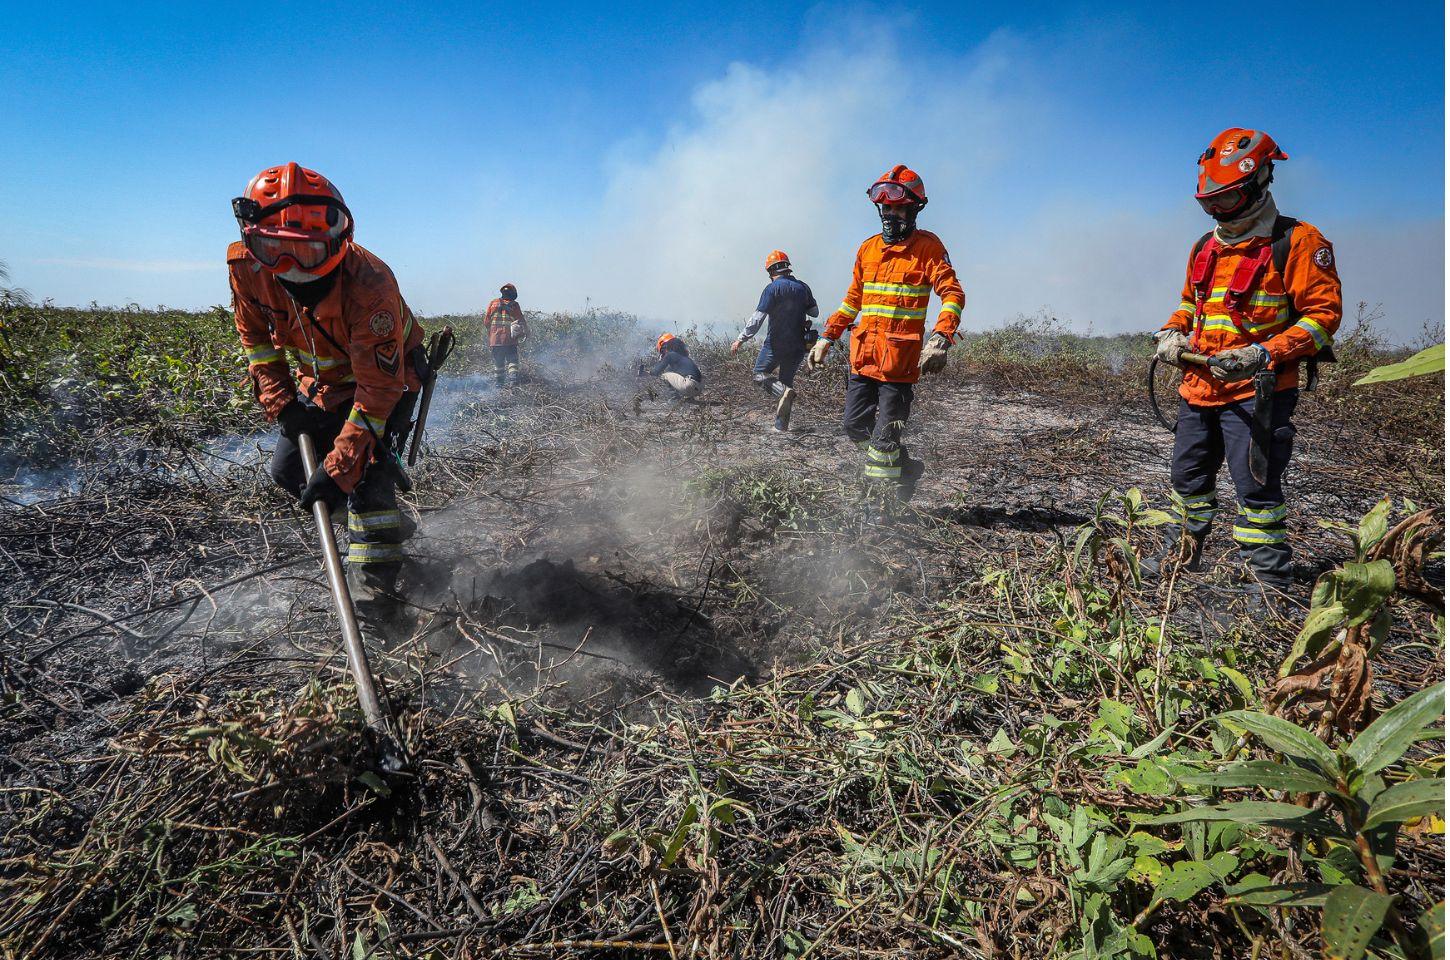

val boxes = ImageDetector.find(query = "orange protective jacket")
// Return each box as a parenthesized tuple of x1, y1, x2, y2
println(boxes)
(229, 242, 425, 491)
(822, 230, 965, 383)
(1161, 221, 1341, 406)
(485, 298, 529, 347)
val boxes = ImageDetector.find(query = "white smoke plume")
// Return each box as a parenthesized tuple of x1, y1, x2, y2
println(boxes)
(454, 28, 1441, 342)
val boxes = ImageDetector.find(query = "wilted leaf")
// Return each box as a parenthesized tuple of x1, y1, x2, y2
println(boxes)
(1362, 778, 1445, 831)
(1322, 884, 1393, 960)
(1418, 901, 1444, 960)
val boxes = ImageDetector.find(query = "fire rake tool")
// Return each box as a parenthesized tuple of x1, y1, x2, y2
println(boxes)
(298, 432, 406, 770)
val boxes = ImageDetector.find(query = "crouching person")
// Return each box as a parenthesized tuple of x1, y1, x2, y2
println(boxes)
(229, 162, 424, 627)
(643, 333, 704, 399)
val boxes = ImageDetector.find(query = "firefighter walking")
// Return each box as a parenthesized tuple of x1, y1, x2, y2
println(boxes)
(486, 283, 530, 386)
(731, 250, 819, 432)
(1153, 128, 1342, 595)
(807, 165, 965, 505)
(229, 162, 425, 623)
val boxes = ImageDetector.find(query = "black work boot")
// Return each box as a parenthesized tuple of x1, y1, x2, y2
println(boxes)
(897, 454, 925, 502)
(346, 563, 408, 642)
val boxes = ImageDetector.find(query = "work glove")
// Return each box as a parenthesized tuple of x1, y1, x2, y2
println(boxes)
(1209, 343, 1272, 381)
(299, 465, 346, 514)
(276, 399, 313, 443)
(918, 332, 951, 375)
(806, 337, 833, 372)
(1153, 329, 1191, 368)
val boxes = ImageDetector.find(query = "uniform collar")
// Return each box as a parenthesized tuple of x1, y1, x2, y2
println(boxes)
(1214, 192, 1278, 246)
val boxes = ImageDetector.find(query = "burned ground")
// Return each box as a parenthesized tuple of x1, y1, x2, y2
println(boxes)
(0, 318, 1443, 958)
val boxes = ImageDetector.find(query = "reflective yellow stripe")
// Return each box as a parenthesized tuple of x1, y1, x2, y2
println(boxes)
(245, 344, 282, 364)
(1293, 317, 1332, 348)
(1233, 526, 1287, 545)
(940, 300, 963, 317)
(1196, 313, 1293, 337)
(1177, 301, 1197, 313)
(347, 406, 387, 433)
(863, 464, 902, 479)
(290, 348, 342, 371)
(1240, 504, 1287, 524)
(859, 305, 927, 320)
(862, 282, 930, 297)
(837, 302, 860, 318)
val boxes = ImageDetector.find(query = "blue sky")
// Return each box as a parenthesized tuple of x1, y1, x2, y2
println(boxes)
(0, 1, 1442, 339)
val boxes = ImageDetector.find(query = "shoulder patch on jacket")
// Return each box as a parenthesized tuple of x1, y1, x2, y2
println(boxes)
(1313, 246, 1333, 268)
(369, 310, 396, 336)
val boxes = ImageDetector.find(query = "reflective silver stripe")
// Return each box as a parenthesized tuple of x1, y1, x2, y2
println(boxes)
(348, 510, 402, 532)
(346, 542, 404, 563)
(246, 344, 282, 364)
(862, 281, 930, 297)
(347, 407, 387, 433)
(1293, 317, 1332, 349)
(837, 302, 861, 318)
(940, 300, 963, 317)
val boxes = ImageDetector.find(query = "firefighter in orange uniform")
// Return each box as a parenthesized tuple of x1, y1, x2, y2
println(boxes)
(807, 165, 965, 503)
(1154, 129, 1342, 592)
(485, 284, 529, 386)
(229, 162, 425, 617)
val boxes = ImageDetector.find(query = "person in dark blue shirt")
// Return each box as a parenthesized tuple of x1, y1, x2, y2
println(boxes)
(642, 333, 704, 399)
(731, 250, 818, 431)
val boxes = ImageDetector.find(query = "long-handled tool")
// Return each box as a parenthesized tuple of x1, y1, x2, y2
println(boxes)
(298, 433, 406, 769)
(407, 326, 456, 467)
(1148, 350, 1273, 484)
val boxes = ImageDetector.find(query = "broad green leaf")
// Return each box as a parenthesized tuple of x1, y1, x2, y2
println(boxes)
(1115, 758, 1177, 796)
(1362, 778, 1445, 830)
(1282, 602, 1347, 676)
(661, 801, 699, 868)
(1353, 343, 1445, 385)
(1218, 710, 1341, 778)
(1333, 561, 1398, 626)
(1228, 881, 1334, 907)
(1142, 801, 1348, 838)
(1151, 860, 1216, 905)
(1347, 683, 1446, 776)
(1356, 499, 1393, 556)
(1321, 884, 1393, 960)
(1175, 759, 1342, 797)
(1419, 901, 1444, 960)
(845, 687, 866, 716)
(1082, 855, 1135, 892)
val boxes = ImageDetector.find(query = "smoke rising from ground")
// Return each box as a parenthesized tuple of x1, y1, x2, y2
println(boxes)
(472, 29, 1441, 343)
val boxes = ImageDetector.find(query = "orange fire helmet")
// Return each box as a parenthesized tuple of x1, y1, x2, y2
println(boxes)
(656, 333, 677, 353)
(1195, 129, 1287, 219)
(765, 250, 791, 273)
(867, 165, 927, 205)
(232, 163, 353, 277)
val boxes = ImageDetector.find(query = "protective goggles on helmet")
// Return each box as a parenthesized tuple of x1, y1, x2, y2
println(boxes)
(232, 194, 353, 269)
(867, 181, 921, 205)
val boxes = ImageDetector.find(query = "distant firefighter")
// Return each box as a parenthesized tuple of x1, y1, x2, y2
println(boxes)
(486, 283, 530, 386)
(642, 333, 704, 400)
(228, 162, 423, 621)
(731, 249, 818, 432)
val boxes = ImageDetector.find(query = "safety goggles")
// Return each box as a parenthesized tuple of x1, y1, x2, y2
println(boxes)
(233, 194, 352, 268)
(1195, 184, 1252, 218)
(867, 181, 919, 204)
(243, 234, 340, 270)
